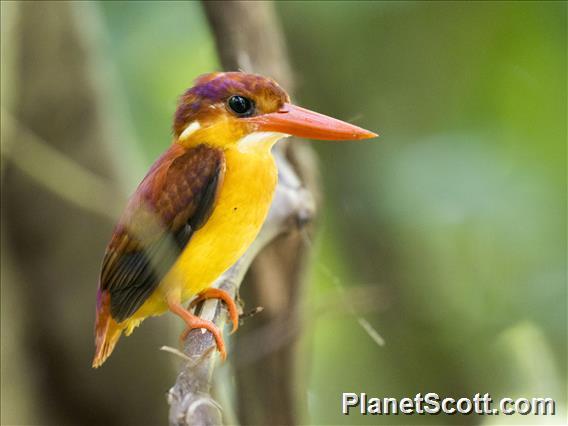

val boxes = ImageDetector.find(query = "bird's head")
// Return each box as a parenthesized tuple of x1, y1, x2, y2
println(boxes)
(173, 72, 377, 151)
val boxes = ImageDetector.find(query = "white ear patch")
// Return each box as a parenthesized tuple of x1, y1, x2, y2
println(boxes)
(179, 121, 201, 141)
(237, 131, 289, 153)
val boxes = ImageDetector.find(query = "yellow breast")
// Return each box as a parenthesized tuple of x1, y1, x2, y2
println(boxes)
(174, 147, 277, 300)
(130, 134, 280, 321)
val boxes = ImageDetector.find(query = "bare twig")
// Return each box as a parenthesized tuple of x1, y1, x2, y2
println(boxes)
(168, 2, 319, 425)
(167, 154, 315, 426)
(203, 3, 320, 425)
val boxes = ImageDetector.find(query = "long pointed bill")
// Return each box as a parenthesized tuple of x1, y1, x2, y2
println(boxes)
(245, 103, 378, 141)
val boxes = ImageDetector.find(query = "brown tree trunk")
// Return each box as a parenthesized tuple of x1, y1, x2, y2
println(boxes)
(202, 2, 320, 425)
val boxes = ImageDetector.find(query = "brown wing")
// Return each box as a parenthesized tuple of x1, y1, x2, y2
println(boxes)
(99, 144, 225, 322)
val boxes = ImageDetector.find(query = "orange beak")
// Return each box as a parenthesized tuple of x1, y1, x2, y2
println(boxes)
(245, 103, 378, 141)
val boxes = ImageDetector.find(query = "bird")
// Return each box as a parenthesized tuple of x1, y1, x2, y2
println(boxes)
(92, 71, 377, 367)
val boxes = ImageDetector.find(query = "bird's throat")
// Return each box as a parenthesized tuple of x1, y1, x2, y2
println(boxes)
(236, 131, 289, 154)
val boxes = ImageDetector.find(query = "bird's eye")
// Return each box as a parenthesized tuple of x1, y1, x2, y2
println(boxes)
(227, 95, 254, 117)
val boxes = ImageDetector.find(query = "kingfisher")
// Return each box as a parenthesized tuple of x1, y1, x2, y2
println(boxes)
(93, 72, 377, 367)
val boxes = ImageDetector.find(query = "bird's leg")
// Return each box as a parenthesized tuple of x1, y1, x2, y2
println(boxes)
(167, 298, 227, 360)
(189, 288, 239, 334)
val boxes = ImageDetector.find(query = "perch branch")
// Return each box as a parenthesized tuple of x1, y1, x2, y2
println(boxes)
(202, 3, 320, 425)
(168, 2, 319, 425)
(167, 153, 315, 426)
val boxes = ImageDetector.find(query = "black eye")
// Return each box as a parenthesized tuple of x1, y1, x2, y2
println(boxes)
(227, 95, 254, 117)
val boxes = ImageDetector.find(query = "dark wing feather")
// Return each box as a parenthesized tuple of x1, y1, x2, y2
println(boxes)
(100, 144, 225, 322)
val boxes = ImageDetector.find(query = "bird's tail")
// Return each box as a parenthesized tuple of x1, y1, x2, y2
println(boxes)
(92, 290, 123, 368)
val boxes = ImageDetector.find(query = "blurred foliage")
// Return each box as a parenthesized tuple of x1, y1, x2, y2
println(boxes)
(99, 1, 218, 163)
(2, 1, 565, 425)
(276, 1, 566, 424)
(102, 1, 566, 424)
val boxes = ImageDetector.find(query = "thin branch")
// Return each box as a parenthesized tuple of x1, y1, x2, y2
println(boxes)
(167, 154, 315, 426)
(168, 2, 319, 425)
(202, 3, 320, 425)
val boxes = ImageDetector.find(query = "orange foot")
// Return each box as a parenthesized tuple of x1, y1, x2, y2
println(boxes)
(168, 299, 228, 360)
(189, 288, 239, 334)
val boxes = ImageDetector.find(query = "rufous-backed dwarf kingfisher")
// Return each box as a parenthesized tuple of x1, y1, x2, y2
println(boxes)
(93, 72, 377, 367)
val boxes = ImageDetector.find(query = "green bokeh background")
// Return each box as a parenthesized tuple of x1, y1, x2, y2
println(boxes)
(3, 1, 556, 424)
(96, 1, 566, 424)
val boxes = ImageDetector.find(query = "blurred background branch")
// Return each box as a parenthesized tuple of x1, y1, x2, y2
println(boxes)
(1, 109, 124, 220)
(202, 1, 321, 425)
(1, 2, 172, 424)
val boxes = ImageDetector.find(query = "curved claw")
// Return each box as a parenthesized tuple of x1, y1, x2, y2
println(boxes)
(169, 299, 227, 360)
(189, 288, 239, 334)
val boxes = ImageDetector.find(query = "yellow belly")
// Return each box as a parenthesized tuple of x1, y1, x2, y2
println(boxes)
(129, 147, 277, 322)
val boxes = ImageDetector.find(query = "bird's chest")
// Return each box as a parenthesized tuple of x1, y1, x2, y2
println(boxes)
(219, 150, 278, 227)
(173, 150, 277, 297)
